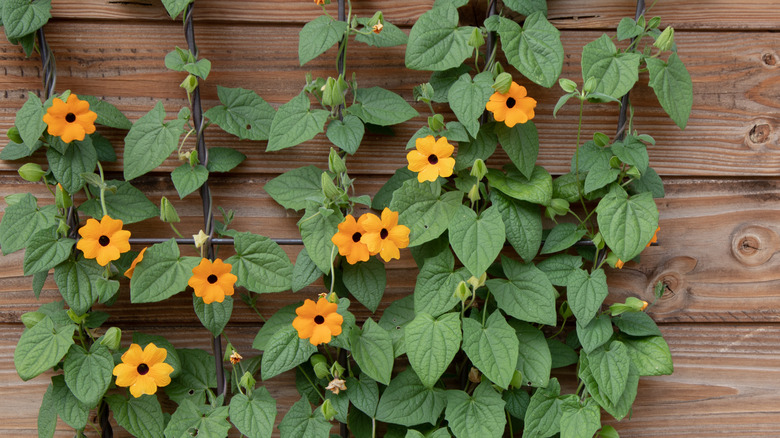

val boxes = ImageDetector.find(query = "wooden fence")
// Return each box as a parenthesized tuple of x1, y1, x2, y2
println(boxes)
(1, 0, 779, 436)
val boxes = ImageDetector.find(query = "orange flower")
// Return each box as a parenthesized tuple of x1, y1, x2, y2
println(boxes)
(42, 94, 97, 143)
(124, 247, 147, 279)
(112, 343, 174, 398)
(406, 135, 455, 183)
(359, 208, 410, 262)
(647, 227, 660, 247)
(187, 258, 237, 304)
(292, 298, 343, 345)
(485, 81, 536, 127)
(229, 351, 243, 365)
(615, 259, 625, 269)
(314, 0, 327, 5)
(76, 215, 131, 266)
(640, 300, 649, 311)
(331, 215, 371, 264)
(372, 23, 383, 34)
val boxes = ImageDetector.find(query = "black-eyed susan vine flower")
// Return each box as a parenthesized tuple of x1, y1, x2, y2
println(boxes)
(485, 81, 537, 127)
(292, 297, 343, 345)
(76, 215, 131, 266)
(42, 94, 97, 143)
(124, 247, 147, 279)
(187, 258, 238, 304)
(112, 343, 174, 398)
(406, 135, 456, 183)
(331, 215, 371, 264)
(359, 208, 410, 262)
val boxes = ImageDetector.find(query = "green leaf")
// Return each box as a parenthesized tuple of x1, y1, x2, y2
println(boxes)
(596, 186, 659, 261)
(206, 147, 247, 173)
(267, 91, 329, 151)
(106, 394, 165, 438)
(0, 193, 57, 255)
(349, 87, 419, 126)
(165, 349, 216, 404)
(63, 343, 113, 408)
(164, 399, 230, 438)
(512, 321, 552, 388)
(503, 387, 530, 420)
(646, 53, 693, 129)
(612, 136, 649, 174)
(46, 136, 97, 193)
(429, 65, 471, 103)
(378, 295, 416, 357)
(405, 5, 474, 71)
(616, 17, 643, 41)
(343, 257, 386, 312)
(522, 378, 562, 438)
(583, 154, 620, 195)
(54, 258, 101, 315)
(261, 325, 317, 380)
(229, 388, 277, 438)
(23, 227, 74, 275)
(629, 166, 665, 198)
(548, 338, 579, 369)
(252, 303, 297, 351)
(376, 369, 447, 427)
(503, 0, 547, 16)
(14, 316, 75, 381)
(581, 34, 641, 99)
(355, 17, 409, 47)
(2, 0, 51, 39)
(496, 121, 539, 179)
(614, 311, 662, 337)
(578, 353, 638, 421)
(278, 398, 331, 438)
(346, 375, 379, 417)
(540, 222, 586, 254)
(491, 191, 541, 262)
(537, 254, 582, 286)
(298, 205, 343, 274)
(90, 132, 117, 162)
(454, 124, 498, 171)
(487, 165, 552, 206)
(389, 180, 463, 246)
(405, 312, 462, 387)
(576, 313, 613, 354)
(183, 58, 211, 80)
(226, 232, 293, 293)
(413, 248, 467, 317)
(292, 248, 322, 292)
(560, 397, 601, 438)
(16, 93, 47, 150)
(588, 340, 631, 405)
(350, 319, 394, 385)
(566, 268, 608, 326)
(445, 382, 506, 438)
(130, 238, 200, 303)
(462, 312, 518, 389)
(204, 86, 275, 141)
(485, 256, 557, 326)
(38, 384, 57, 438)
(193, 295, 232, 337)
(79, 95, 132, 130)
(171, 163, 209, 199)
(51, 375, 88, 430)
(123, 101, 185, 180)
(490, 13, 563, 88)
(0, 139, 39, 160)
(447, 72, 494, 137)
(326, 115, 365, 155)
(164, 47, 192, 71)
(623, 336, 673, 376)
(160, 0, 191, 19)
(265, 165, 324, 211)
(79, 180, 159, 224)
(298, 15, 349, 66)
(449, 205, 505, 277)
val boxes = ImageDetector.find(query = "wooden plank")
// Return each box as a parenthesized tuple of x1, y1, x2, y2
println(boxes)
(3, 323, 780, 437)
(40, 0, 780, 30)
(1, 23, 777, 176)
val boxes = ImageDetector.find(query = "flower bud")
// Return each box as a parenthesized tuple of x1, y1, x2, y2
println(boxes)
(313, 361, 330, 379)
(468, 367, 481, 383)
(328, 148, 347, 174)
(647, 16, 661, 30)
(583, 76, 598, 94)
(310, 353, 327, 368)
(454, 280, 471, 303)
(592, 231, 604, 250)
(321, 173, 341, 200)
(321, 77, 344, 107)
(470, 159, 488, 180)
(413, 83, 435, 103)
(18, 163, 46, 182)
(654, 26, 674, 52)
(7, 126, 23, 144)
(558, 301, 573, 319)
(492, 72, 512, 94)
(549, 198, 570, 216)
(558, 78, 578, 94)
(467, 183, 481, 203)
(160, 196, 181, 223)
(593, 132, 610, 147)
(180, 73, 198, 94)
(610, 297, 647, 316)
(21, 311, 46, 329)
(326, 292, 339, 303)
(55, 183, 72, 209)
(330, 361, 345, 378)
(467, 273, 487, 289)
(626, 166, 642, 179)
(428, 114, 445, 132)
(468, 27, 485, 49)
(99, 327, 122, 351)
(239, 371, 256, 392)
(320, 399, 337, 421)
(510, 370, 524, 388)
(57, 219, 70, 236)
(609, 156, 622, 169)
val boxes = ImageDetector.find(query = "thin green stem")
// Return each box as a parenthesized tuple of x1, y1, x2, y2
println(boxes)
(329, 245, 337, 293)
(507, 410, 514, 437)
(96, 162, 108, 217)
(298, 365, 326, 401)
(482, 290, 491, 326)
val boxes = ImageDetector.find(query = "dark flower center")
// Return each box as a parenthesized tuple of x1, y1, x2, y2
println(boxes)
(137, 363, 149, 375)
(65, 113, 77, 123)
(427, 154, 439, 165)
(98, 235, 110, 246)
(352, 232, 362, 243)
(207, 274, 218, 284)
(314, 315, 325, 324)
(506, 97, 516, 108)
(380, 228, 389, 239)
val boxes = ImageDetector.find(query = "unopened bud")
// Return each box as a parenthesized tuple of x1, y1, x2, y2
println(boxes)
(321, 173, 341, 200)
(468, 367, 481, 383)
(467, 183, 481, 203)
(328, 148, 347, 174)
(558, 78, 578, 94)
(320, 399, 337, 421)
(239, 371, 256, 392)
(510, 370, 524, 388)
(18, 163, 45, 182)
(647, 16, 661, 30)
(592, 232, 604, 250)
(160, 196, 181, 223)
(454, 281, 471, 302)
(366, 11, 383, 29)
(626, 166, 641, 179)
(470, 159, 488, 180)
(100, 327, 122, 351)
(7, 126, 22, 144)
(428, 114, 445, 132)
(180, 74, 198, 94)
(414, 83, 435, 103)
(467, 273, 487, 289)
(313, 361, 330, 379)
(593, 132, 610, 147)
(492, 72, 512, 94)
(55, 183, 72, 209)
(322, 77, 344, 107)
(583, 77, 598, 94)
(654, 26, 674, 52)
(609, 296, 647, 316)
(330, 361, 345, 378)
(21, 311, 46, 329)
(468, 27, 485, 49)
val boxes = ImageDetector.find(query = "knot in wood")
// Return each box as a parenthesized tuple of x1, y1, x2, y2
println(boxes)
(749, 124, 771, 144)
(762, 53, 777, 66)
(731, 225, 779, 267)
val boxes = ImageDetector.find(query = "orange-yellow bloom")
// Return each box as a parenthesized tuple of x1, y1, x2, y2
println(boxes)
(124, 247, 147, 279)
(42, 94, 97, 143)
(112, 343, 174, 398)
(292, 298, 343, 345)
(76, 215, 131, 266)
(615, 259, 625, 269)
(485, 81, 536, 127)
(187, 258, 237, 304)
(359, 208, 410, 262)
(331, 215, 371, 264)
(372, 23, 383, 34)
(406, 135, 455, 183)
(647, 227, 660, 247)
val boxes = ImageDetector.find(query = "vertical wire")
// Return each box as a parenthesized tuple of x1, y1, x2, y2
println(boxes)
(615, 0, 646, 142)
(183, 2, 225, 397)
(337, 3, 349, 436)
